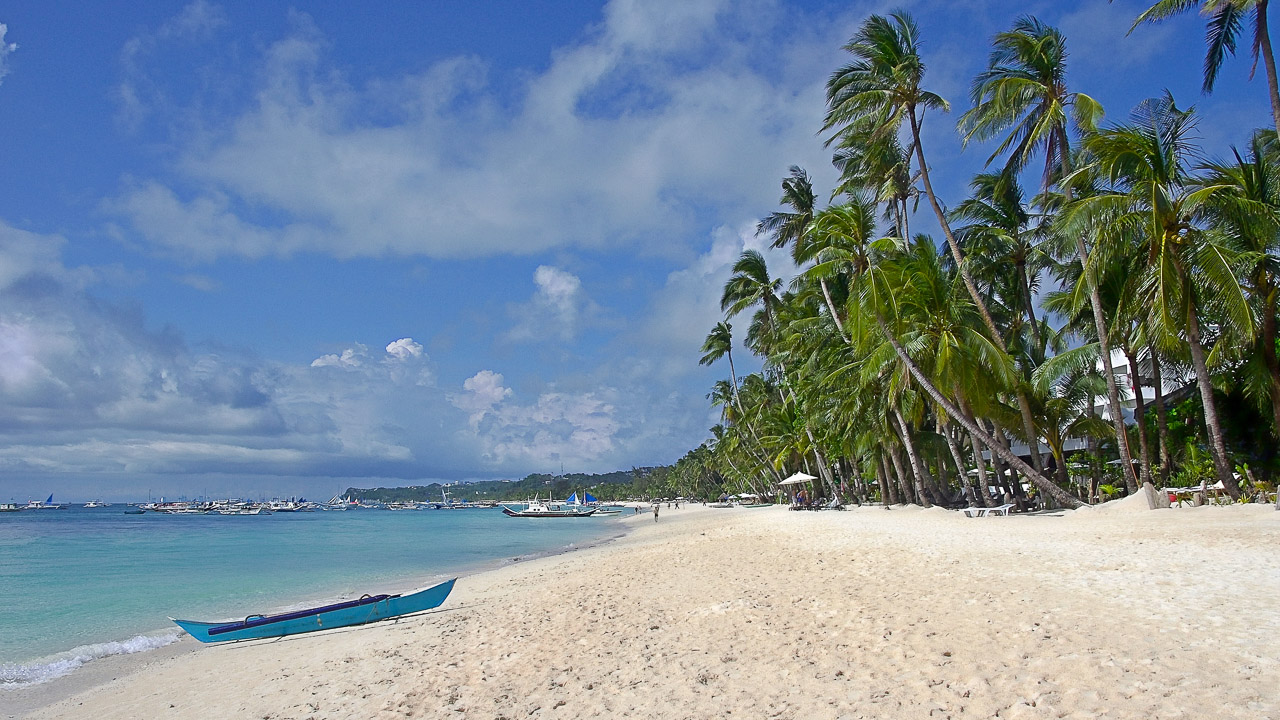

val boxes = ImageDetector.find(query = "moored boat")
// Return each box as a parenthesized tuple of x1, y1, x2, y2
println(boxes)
(26, 494, 65, 510)
(171, 578, 456, 643)
(0, 502, 22, 512)
(501, 495, 597, 518)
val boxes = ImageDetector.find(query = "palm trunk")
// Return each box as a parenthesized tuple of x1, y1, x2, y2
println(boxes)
(1185, 299, 1241, 499)
(1123, 346, 1155, 487)
(819, 278, 850, 343)
(887, 443, 914, 504)
(1058, 134, 1140, 493)
(872, 312, 1083, 507)
(1018, 260, 1043, 350)
(893, 409, 933, 507)
(1257, 1, 1280, 138)
(1259, 289, 1280, 435)
(909, 107, 1047, 477)
(725, 352, 785, 486)
(878, 452, 898, 505)
(1148, 337, 1172, 486)
(958, 396, 995, 507)
(941, 418, 971, 504)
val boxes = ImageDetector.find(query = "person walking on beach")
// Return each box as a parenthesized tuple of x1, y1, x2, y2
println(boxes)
(653, 503, 659, 522)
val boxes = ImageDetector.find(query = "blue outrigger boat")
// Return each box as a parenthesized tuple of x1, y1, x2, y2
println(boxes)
(171, 578, 456, 643)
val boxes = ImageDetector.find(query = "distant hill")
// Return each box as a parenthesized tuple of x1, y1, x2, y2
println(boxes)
(345, 468, 661, 503)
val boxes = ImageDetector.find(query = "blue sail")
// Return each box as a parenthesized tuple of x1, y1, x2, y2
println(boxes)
(584, 492, 598, 503)
(566, 492, 578, 504)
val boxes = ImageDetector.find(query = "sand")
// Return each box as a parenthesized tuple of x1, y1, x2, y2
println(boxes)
(8, 501, 1278, 720)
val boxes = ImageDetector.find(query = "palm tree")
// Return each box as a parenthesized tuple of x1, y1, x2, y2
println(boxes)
(850, 231, 1084, 508)
(959, 15, 1142, 491)
(700, 322, 743, 413)
(758, 166, 817, 251)
(951, 171, 1047, 349)
(959, 16, 1104, 179)
(824, 12, 1003, 342)
(1127, 0, 1280, 138)
(1065, 94, 1254, 499)
(1197, 131, 1280, 434)
(825, 11, 1054, 483)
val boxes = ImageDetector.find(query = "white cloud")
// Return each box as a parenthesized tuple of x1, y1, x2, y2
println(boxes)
(0, 23, 17, 86)
(385, 337, 424, 362)
(105, 0, 839, 262)
(449, 370, 513, 429)
(311, 344, 368, 369)
(507, 265, 596, 342)
(636, 219, 795, 380)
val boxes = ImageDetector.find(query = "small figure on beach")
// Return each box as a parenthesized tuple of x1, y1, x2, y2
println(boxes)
(653, 503, 659, 522)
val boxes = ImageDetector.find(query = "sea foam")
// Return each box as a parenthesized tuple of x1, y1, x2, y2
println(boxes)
(0, 633, 179, 688)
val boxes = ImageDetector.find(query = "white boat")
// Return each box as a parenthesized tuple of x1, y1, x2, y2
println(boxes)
(0, 503, 22, 512)
(26, 495, 65, 510)
(501, 495, 597, 518)
(84, 500, 111, 508)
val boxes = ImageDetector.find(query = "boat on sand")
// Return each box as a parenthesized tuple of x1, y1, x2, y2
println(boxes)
(171, 578, 456, 643)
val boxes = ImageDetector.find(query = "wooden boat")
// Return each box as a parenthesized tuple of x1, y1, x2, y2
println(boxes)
(500, 495, 596, 518)
(170, 578, 456, 643)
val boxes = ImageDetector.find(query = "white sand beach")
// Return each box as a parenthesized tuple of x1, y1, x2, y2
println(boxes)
(10, 500, 1279, 719)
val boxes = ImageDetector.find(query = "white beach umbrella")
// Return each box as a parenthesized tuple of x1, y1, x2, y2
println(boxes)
(778, 472, 817, 486)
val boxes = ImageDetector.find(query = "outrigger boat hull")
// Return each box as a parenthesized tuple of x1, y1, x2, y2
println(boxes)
(171, 578, 455, 643)
(500, 506, 597, 517)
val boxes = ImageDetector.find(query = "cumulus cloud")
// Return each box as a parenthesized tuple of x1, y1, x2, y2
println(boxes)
(385, 337, 424, 362)
(104, 0, 840, 262)
(449, 370, 513, 429)
(507, 265, 598, 342)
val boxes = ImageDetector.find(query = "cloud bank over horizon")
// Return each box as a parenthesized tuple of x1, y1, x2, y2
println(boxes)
(0, 0, 1267, 499)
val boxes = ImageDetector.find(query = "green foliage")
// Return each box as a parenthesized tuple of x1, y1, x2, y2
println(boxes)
(345, 469, 663, 504)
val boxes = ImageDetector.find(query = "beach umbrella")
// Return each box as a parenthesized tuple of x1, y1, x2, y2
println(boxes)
(778, 472, 817, 486)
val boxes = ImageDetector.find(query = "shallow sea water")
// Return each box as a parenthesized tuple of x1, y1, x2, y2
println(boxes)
(0, 505, 620, 687)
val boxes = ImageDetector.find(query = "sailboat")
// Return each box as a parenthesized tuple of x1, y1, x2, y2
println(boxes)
(566, 490, 621, 515)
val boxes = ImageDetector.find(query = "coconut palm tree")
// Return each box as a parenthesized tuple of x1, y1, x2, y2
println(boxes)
(825, 12, 1053, 482)
(1197, 131, 1280, 434)
(959, 15, 1142, 491)
(700, 323, 743, 411)
(1127, 0, 1280, 138)
(1065, 94, 1255, 499)
(959, 15, 1104, 179)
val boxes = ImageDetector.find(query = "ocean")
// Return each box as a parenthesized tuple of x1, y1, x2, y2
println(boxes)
(0, 505, 623, 688)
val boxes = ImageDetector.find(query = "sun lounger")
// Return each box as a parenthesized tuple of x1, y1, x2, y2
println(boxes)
(960, 507, 987, 518)
(985, 503, 1015, 516)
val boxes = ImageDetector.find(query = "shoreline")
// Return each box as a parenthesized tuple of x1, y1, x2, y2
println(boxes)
(10, 502, 1279, 719)
(1, 511, 634, 718)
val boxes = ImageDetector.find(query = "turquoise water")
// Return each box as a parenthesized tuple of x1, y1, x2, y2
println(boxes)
(0, 506, 621, 687)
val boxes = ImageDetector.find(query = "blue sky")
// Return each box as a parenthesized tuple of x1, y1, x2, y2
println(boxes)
(0, 1, 1270, 501)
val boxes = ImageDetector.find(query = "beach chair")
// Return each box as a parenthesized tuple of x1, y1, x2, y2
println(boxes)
(960, 507, 987, 518)
(985, 503, 1015, 516)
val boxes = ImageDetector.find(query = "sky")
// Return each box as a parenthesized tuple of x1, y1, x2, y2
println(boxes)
(0, 0, 1271, 502)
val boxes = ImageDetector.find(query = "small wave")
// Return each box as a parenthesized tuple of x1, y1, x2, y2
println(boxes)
(0, 633, 180, 689)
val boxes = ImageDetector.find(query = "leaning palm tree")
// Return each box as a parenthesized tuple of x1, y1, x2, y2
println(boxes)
(825, 11, 1052, 480)
(1127, 0, 1280, 138)
(847, 229, 1083, 508)
(1064, 94, 1254, 499)
(959, 15, 1142, 491)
